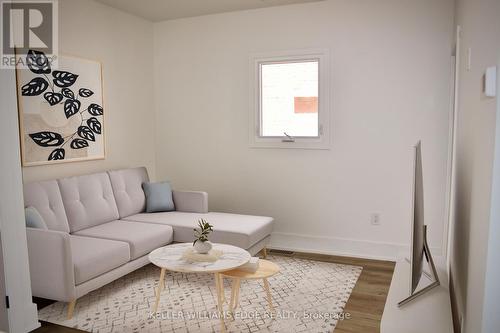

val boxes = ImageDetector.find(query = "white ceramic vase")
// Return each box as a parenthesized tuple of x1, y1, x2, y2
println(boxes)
(193, 240, 212, 254)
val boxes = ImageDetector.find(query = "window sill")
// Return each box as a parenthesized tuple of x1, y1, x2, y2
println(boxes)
(249, 138, 330, 150)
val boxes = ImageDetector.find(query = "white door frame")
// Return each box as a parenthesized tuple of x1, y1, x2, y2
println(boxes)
(481, 62, 500, 333)
(0, 67, 39, 332)
(445, 25, 461, 278)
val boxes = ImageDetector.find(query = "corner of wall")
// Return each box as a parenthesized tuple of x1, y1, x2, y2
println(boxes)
(449, 269, 463, 333)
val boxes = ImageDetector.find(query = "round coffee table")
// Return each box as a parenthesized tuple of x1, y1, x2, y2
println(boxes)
(148, 243, 251, 332)
(220, 259, 280, 314)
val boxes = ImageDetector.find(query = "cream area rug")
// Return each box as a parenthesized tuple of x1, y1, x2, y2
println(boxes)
(38, 255, 362, 333)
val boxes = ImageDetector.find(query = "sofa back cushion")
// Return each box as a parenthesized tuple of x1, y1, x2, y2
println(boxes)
(23, 180, 70, 233)
(108, 167, 149, 218)
(58, 172, 119, 232)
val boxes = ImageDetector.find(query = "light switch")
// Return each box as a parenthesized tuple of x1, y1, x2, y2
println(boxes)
(485, 66, 497, 97)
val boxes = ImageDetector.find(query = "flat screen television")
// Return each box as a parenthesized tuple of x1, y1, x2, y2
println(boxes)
(398, 141, 440, 307)
(411, 141, 425, 293)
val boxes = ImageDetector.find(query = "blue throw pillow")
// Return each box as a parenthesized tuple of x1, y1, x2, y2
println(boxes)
(142, 181, 175, 213)
(25, 206, 48, 229)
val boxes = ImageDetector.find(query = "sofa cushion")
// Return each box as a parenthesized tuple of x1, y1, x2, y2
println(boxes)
(58, 172, 120, 233)
(25, 207, 48, 229)
(123, 212, 273, 249)
(143, 181, 175, 213)
(73, 220, 173, 260)
(23, 180, 70, 233)
(108, 167, 149, 218)
(70, 235, 130, 285)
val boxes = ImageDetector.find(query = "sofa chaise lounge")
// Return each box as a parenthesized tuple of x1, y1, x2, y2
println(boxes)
(23, 167, 273, 318)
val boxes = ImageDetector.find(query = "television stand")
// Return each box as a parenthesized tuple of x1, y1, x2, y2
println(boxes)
(398, 225, 440, 307)
(381, 256, 452, 333)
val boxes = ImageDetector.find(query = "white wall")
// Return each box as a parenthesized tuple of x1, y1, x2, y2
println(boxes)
(22, 0, 156, 183)
(153, 0, 455, 259)
(449, 0, 500, 332)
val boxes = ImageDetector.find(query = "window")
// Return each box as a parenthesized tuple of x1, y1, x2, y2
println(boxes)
(250, 50, 330, 149)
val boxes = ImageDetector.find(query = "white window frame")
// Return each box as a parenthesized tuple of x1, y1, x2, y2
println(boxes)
(249, 49, 331, 149)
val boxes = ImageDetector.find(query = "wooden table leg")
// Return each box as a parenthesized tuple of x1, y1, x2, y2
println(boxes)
(263, 278, 274, 313)
(214, 273, 226, 332)
(156, 267, 166, 297)
(229, 277, 241, 319)
(229, 278, 237, 311)
(219, 273, 226, 303)
(153, 268, 166, 313)
(233, 278, 241, 309)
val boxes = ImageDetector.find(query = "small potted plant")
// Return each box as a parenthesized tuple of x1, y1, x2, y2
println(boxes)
(193, 219, 214, 254)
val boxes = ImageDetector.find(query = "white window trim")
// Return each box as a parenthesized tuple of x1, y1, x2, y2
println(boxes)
(249, 49, 331, 150)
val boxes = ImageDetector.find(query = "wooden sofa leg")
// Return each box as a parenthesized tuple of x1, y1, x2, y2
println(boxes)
(67, 299, 76, 319)
(262, 247, 267, 259)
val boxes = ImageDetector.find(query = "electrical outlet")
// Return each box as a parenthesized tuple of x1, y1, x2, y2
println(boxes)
(371, 213, 381, 226)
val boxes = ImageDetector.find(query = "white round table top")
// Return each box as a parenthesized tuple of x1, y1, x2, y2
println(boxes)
(148, 243, 251, 273)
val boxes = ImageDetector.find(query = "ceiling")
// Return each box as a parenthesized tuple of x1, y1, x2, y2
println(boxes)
(95, 0, 324, 22)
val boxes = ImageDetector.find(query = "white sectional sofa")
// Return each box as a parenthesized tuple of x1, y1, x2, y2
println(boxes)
(23, 167, 273, 318)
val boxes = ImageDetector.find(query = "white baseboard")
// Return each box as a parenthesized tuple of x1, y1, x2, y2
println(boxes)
(269, 232, 442, 262)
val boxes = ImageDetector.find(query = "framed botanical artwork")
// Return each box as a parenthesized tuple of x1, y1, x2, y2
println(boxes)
(16, 50, 105, 166)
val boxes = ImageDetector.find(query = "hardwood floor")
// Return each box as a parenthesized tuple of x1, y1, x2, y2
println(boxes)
(32, 321, 86, 333)
(31, 250, 395, 333)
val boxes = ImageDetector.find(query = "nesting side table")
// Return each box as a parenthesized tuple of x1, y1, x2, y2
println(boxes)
(220, 259, 280, 313)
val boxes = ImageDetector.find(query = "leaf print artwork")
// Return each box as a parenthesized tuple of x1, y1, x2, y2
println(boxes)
(17, 50, 105, 164)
